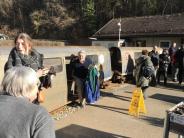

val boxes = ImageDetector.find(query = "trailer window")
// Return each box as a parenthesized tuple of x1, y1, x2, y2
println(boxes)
(86, 55, 98, 65)
(43, 57, 63, 73)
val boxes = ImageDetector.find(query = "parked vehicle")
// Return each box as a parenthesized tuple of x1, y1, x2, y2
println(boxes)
(0, 34, 9, 40)
(0, 45, 154, 111)
(0, 46, 111, 111)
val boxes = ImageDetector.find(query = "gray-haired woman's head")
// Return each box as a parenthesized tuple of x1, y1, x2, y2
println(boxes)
(0, 66, 40, 101)
(78, 50, 86, 63)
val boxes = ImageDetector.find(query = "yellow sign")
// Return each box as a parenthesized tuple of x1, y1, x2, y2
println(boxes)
(128, 87, 146, 117)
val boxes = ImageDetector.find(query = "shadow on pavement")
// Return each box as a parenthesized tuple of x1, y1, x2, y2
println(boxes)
(100, 91, 131, 102)
(150, 93, 184, 104)
(140, 116, 164, 127)
(56, 124, 130, 138)
(88, 104, 129, 115)
(123, 91, 132, 94)
(157, 81, 183, 91)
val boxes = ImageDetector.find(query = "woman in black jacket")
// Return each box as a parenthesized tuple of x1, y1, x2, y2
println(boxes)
(5, 33, 48, 103)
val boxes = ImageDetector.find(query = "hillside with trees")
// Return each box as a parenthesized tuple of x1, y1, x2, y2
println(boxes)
(0, 0, 184, 41)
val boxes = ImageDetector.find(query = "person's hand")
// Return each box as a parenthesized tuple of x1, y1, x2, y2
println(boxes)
(37, 68, 49, 77)
(37, 69, 43, 77)
(42, 68, 49, 76)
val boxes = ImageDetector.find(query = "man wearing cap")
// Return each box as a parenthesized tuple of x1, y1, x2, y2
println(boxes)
(71, 50, 92, 107)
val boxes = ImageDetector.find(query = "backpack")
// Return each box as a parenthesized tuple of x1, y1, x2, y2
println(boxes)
(141, 62, 154, 78)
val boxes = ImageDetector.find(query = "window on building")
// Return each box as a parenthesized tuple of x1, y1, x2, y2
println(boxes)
(136, 40, 146, 47)
(160, 41, 171, 48)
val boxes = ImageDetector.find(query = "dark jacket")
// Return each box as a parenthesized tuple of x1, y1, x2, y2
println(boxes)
(71, 58, 92, 80)
(5, 47, 43, 72)
(175, 48, 184, 68)
(158, 53, 170, 71)
(149, 50, 159, 67)
(168, 46, 177, 64)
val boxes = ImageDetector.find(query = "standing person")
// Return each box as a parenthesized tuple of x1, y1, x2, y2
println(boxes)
(175, 43, 184, 85)
(0, 66, 55, 138)
(149, 45, 159, 86)
(157, 49, 170, 85)
(169, 42, 178, 82)
(99, 64, 105, 89)
(71, 50, 92, 107)
(5, 33, 48, 103)
(135, 50, 154, 99)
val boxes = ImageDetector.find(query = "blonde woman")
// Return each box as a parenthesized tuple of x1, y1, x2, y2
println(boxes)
(5, 33, 48, 102)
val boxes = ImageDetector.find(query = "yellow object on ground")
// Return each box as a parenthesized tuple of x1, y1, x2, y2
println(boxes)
(128, 87, 146, 117)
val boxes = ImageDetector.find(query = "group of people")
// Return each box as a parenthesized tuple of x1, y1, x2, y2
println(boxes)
(2, 32, 183, 136)
(0, 32, 102, 137)
(135, 43, 184, 99)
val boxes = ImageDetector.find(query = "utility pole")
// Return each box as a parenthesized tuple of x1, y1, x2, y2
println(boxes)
(117, 18, 121, 42)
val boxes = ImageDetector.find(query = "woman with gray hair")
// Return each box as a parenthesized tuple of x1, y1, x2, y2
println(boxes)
(71, 50, 92, 107)
(0, 66, 55, 138)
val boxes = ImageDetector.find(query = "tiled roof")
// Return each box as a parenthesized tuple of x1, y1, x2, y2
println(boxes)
(92, 13, 184, 38)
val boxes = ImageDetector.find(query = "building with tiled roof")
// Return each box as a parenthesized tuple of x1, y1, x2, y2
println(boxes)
(92, 13, 184, 48)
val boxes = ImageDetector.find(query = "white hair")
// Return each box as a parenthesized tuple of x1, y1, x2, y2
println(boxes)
(0, 66, 39, 98)
(78, 50, 86, 55)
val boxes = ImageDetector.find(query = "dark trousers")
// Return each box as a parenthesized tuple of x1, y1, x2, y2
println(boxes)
(150, 67, 158, 86)
(178, 67, 183, 84)
(157, 69, 168, 85)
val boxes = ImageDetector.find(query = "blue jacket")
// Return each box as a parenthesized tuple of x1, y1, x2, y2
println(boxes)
(85, 65, 100, 103)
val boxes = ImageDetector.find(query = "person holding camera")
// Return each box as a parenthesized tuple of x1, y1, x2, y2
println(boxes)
(5, 33, 48, 103)
(0, 66, 55, 138)
(71, 50, 92, 107)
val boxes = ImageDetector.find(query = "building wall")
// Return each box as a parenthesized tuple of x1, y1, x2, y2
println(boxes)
(130, 37, 182, 48)
(92, 37, 182, 48)
(92, 40, 119, 48)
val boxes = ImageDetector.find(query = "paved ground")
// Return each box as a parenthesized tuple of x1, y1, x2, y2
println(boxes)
(53, 81, 184, 138)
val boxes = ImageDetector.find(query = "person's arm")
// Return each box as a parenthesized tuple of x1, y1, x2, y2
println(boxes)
(5, 50, 15, 72)
(36, 51, 49, 77)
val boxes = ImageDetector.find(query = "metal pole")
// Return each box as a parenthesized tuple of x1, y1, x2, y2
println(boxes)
(163, 111, 170, 138)
(117, 18, 121, 42)
(119, 28, 121, 41)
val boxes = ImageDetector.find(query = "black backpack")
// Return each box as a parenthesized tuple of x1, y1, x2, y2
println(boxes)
(141, 62, 154, 78)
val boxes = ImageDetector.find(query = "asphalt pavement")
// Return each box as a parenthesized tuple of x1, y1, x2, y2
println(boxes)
(54, 81, 184, 138)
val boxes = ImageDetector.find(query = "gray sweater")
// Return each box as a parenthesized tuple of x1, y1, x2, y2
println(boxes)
(0, 95, 55, 138)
